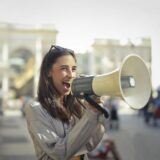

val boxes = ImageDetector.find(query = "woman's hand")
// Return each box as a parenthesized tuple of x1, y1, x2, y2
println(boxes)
(84, 96, 103, 113)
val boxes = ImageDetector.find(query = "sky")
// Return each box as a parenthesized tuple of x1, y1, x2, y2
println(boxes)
(0, 0, 160, 88)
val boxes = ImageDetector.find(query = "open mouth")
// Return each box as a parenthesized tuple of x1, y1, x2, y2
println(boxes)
(62, 82, 71, 89)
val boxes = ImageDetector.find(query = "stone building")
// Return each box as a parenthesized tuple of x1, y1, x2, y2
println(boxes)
(91, 38, 151, 74)
(0, 23, 58, 109)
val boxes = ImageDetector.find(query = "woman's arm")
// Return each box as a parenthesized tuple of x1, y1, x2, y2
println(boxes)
(25, 101, 104, 160)
(85, 113, 106, 152)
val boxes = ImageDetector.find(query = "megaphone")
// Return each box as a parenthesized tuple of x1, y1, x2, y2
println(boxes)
(71, 54, 151, 110)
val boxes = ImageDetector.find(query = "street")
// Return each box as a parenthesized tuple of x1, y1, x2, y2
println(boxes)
(0, 111, 36, 160)
(0, 110, 160, 160)
(106, 113, 160, 160)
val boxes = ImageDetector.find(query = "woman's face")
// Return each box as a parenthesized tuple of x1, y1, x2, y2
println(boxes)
(49, 55, 77, 96)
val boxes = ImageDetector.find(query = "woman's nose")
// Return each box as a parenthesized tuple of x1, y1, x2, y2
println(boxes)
(67, 69, 75, 78)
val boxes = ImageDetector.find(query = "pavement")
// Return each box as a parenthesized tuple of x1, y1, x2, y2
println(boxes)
(0, 110, 36, 160)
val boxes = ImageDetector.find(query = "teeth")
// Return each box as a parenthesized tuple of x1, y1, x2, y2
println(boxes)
(63, 82, 70, 88)
(63, 82, 71, 84)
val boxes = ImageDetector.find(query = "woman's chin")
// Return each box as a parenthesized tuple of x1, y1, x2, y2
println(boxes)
(64, 91, 71, 95)
(61, 89, 71, 96)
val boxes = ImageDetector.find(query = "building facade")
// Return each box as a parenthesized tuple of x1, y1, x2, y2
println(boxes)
(91, 38, 151, 74)
(0, 23, 58, 110)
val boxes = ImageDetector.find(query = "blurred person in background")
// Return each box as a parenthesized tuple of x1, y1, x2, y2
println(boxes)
(24, 45, 106, 160)
(104, 97, 120, 130)
(143, 90, 160, 126)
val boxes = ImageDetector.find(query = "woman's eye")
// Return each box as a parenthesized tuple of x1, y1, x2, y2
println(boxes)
(72, 67, 77, 72)
(60, 66, 77, 72)
(61, 67, 67, 70)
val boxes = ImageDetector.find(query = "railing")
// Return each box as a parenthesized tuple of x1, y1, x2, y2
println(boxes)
(14, 57, 34, 89)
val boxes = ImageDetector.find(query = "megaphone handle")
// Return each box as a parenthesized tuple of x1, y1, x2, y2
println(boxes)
(84, 95, 110, 119)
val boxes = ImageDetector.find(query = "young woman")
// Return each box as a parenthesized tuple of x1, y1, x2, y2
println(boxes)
(25, 45, 105, 160)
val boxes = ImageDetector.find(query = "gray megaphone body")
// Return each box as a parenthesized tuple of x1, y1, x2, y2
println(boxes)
(71, 54, 152, 110)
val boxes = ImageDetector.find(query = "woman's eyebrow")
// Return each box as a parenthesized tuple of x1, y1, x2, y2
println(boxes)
(60, 65, 77, 68)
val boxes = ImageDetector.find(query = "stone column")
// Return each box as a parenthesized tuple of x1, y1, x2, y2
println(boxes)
(151, 36, 160, 89)
(34, 36, 42, 98)
(1, 42, 9, 113)
(88, 51, 95, 75)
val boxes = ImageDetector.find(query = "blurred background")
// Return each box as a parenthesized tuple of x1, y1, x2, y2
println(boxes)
(0, 0, 160, 160)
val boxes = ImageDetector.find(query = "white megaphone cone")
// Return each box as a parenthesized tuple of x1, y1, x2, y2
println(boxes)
(71, 54, 152, 110)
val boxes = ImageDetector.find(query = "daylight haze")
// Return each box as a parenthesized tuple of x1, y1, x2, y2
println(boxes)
(0, 0, 160, 87)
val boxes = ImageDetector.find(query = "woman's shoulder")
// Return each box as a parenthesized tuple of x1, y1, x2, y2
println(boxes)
(24, 98, 47, 118)
(25, 98, 40, 109)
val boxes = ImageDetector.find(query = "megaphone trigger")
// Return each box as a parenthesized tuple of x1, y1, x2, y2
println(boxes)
(84, 94, 110, 119)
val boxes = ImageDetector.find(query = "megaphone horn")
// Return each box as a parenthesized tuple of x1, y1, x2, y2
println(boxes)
(71, 54, 152, 110)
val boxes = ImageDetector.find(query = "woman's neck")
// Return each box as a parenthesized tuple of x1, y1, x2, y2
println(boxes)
(59, 96, 64, 105)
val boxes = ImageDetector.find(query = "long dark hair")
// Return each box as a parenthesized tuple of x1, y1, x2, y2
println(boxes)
(37, 45, 84, 123)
